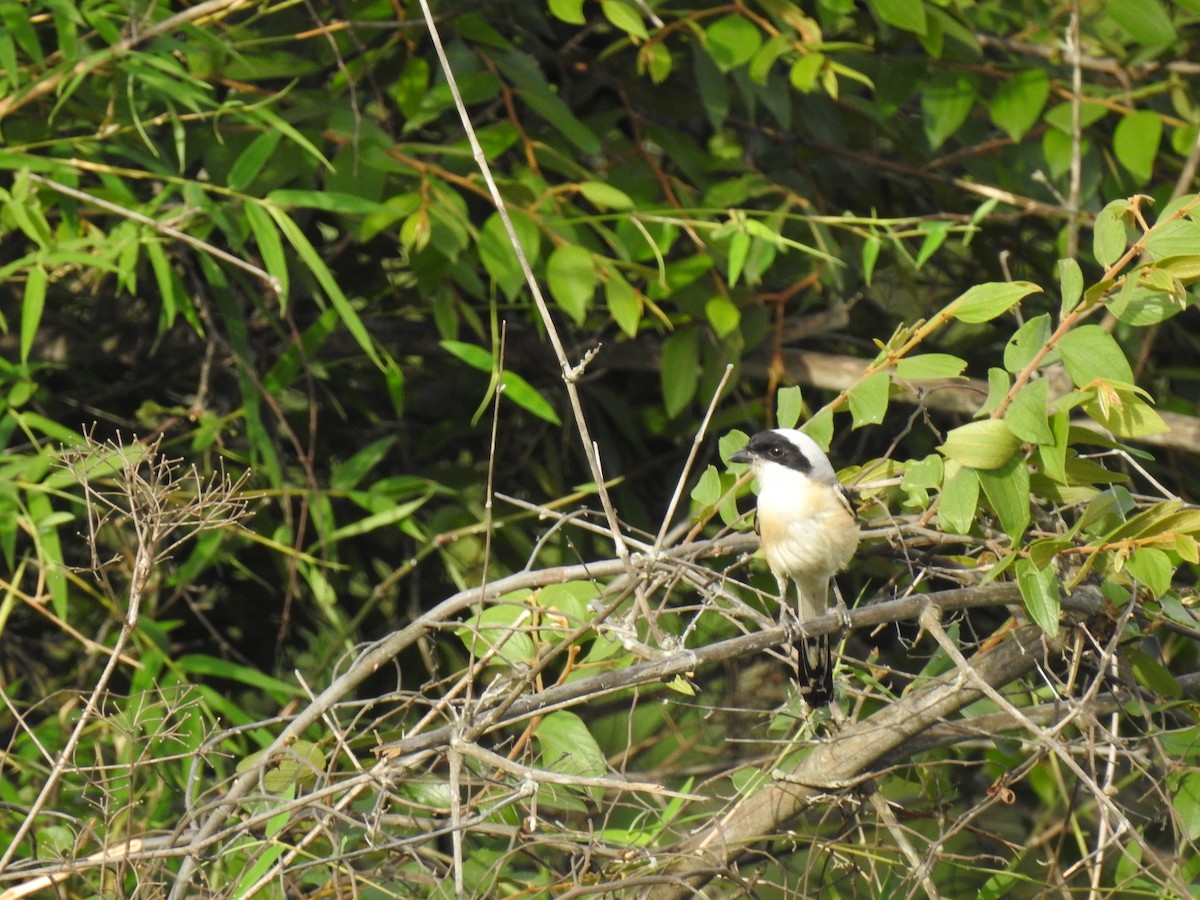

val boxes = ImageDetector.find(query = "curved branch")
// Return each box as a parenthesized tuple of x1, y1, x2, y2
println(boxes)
(640, 616, 1058, 899)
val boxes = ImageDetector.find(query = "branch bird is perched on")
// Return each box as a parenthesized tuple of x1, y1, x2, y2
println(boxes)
(730, 429, 860, 705)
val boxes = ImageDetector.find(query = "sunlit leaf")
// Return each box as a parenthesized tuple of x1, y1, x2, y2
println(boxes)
(948, 281, 1041, 323)
(940, 420, 1020, 469)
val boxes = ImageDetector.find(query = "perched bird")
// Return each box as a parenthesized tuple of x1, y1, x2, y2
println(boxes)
(729, 428, 860, 705)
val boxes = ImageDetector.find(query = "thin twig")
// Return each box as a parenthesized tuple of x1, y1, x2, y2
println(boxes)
(413, 0, 631, 570)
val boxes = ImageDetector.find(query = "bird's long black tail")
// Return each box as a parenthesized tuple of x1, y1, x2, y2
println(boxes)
(796, 634, 833, 706)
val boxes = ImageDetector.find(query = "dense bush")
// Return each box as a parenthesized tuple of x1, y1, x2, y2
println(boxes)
(2, 0, 1200, 896)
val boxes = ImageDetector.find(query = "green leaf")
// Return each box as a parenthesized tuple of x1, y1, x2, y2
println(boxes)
(802, 405, 833, 449)
(238, 740, 326, 794)
(914, 221, 951, 268)
(578, 181, 634, 210)
(705, 15, 762, 72)
(637, 42, 672, 83)
(1129, 647, 1181, 699)
(1173, 772, 1200, 842)
(1044, 100, 1109, 134)
(940, 420, 1020, 469)
(548, 0, 586, 25)
(546, 244, 595, 326)
(20, 265, 46, 365)
(330, 437, 397, 490)
(977, 367, 1010, 418)
(989, 69, 1050, 142)
(442, 340, 561, 425)
(516, 80, 602, 156)
(726, 230, 750, 287)
(938, 465, 979, 535)
(1057, 325, 1134, 387)
(245, 201, 288, 299)
(1125, 547, 1173, 598)
(789, 53, 825, 93)
(1113, 110, 1163, 184)
(869, 0, 927, 34)
(1004, 313, 1052, 374)
(1144, 217, 1200, 259)
(1106, 0, 1177, 46)
(1003, 379, 1053, 444)
(601, 0, 648, 40)
(1057, 257, 1084, 316)
(1109, 286, 1184, 326)
(501, 370, 562, 425)
(457, 601, 537, 665)
(862, 234, 882, 285)
(1085, 387, 1168, 438)
(228, 130, 283, 192)
(266, 205, 385, 370)
(661, 329, 700, 418)
(705, 296, 740, 338)
(1016, 557, 1061, 635)
(690, 464, 722, 507)
(847, 371, 890, 428)
(536, 710, 607, 785)
(922, 71, 976, 149)
(1093, 199, 1130, 268)
(749, 32, 792, 84)
(776, 385, 803, 429)
(604, 272, 642, 337)
(266, 189, 390, 216)
(894, 353, 966, 381)
(478, 210, 541, 300)
(1036, 411, 1070, 484)
(948, 281, 1041, 323)
(978, 453, 1031, 539)
(178, 654, 305, 699)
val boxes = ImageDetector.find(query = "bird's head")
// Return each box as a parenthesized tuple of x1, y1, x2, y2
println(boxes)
(728, 428, 839, 486)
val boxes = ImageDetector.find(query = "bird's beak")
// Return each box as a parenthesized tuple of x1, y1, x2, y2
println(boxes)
(728, 448, 755, 465)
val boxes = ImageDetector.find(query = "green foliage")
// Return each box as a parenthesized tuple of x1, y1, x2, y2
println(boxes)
(2, 0, 1200, 896)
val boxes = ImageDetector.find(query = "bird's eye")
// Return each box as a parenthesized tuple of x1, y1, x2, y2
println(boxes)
(767, 446, 784, 458)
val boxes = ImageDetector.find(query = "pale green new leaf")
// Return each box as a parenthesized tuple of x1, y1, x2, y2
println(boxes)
(602, 0, 648, 40)
(578, 181, 633, 210)
(940, 419, 1020, 469)
(847, 371, 890, 428)
(705, 15, 762, 72)
(776, 385, 803, 429)
(895, 353, 967, 381)
(948, 281, 1041, 323)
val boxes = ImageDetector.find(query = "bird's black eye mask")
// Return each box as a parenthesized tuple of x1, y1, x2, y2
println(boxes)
(747, 433, 813, 474)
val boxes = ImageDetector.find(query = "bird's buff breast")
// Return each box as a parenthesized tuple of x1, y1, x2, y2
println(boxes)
(756, 487, 859, 582)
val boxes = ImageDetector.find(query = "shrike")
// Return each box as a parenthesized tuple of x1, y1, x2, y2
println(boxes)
(730, 428, 860, 705)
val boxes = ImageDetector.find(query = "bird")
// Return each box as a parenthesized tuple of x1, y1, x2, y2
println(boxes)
(729, 428, 860, 705)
